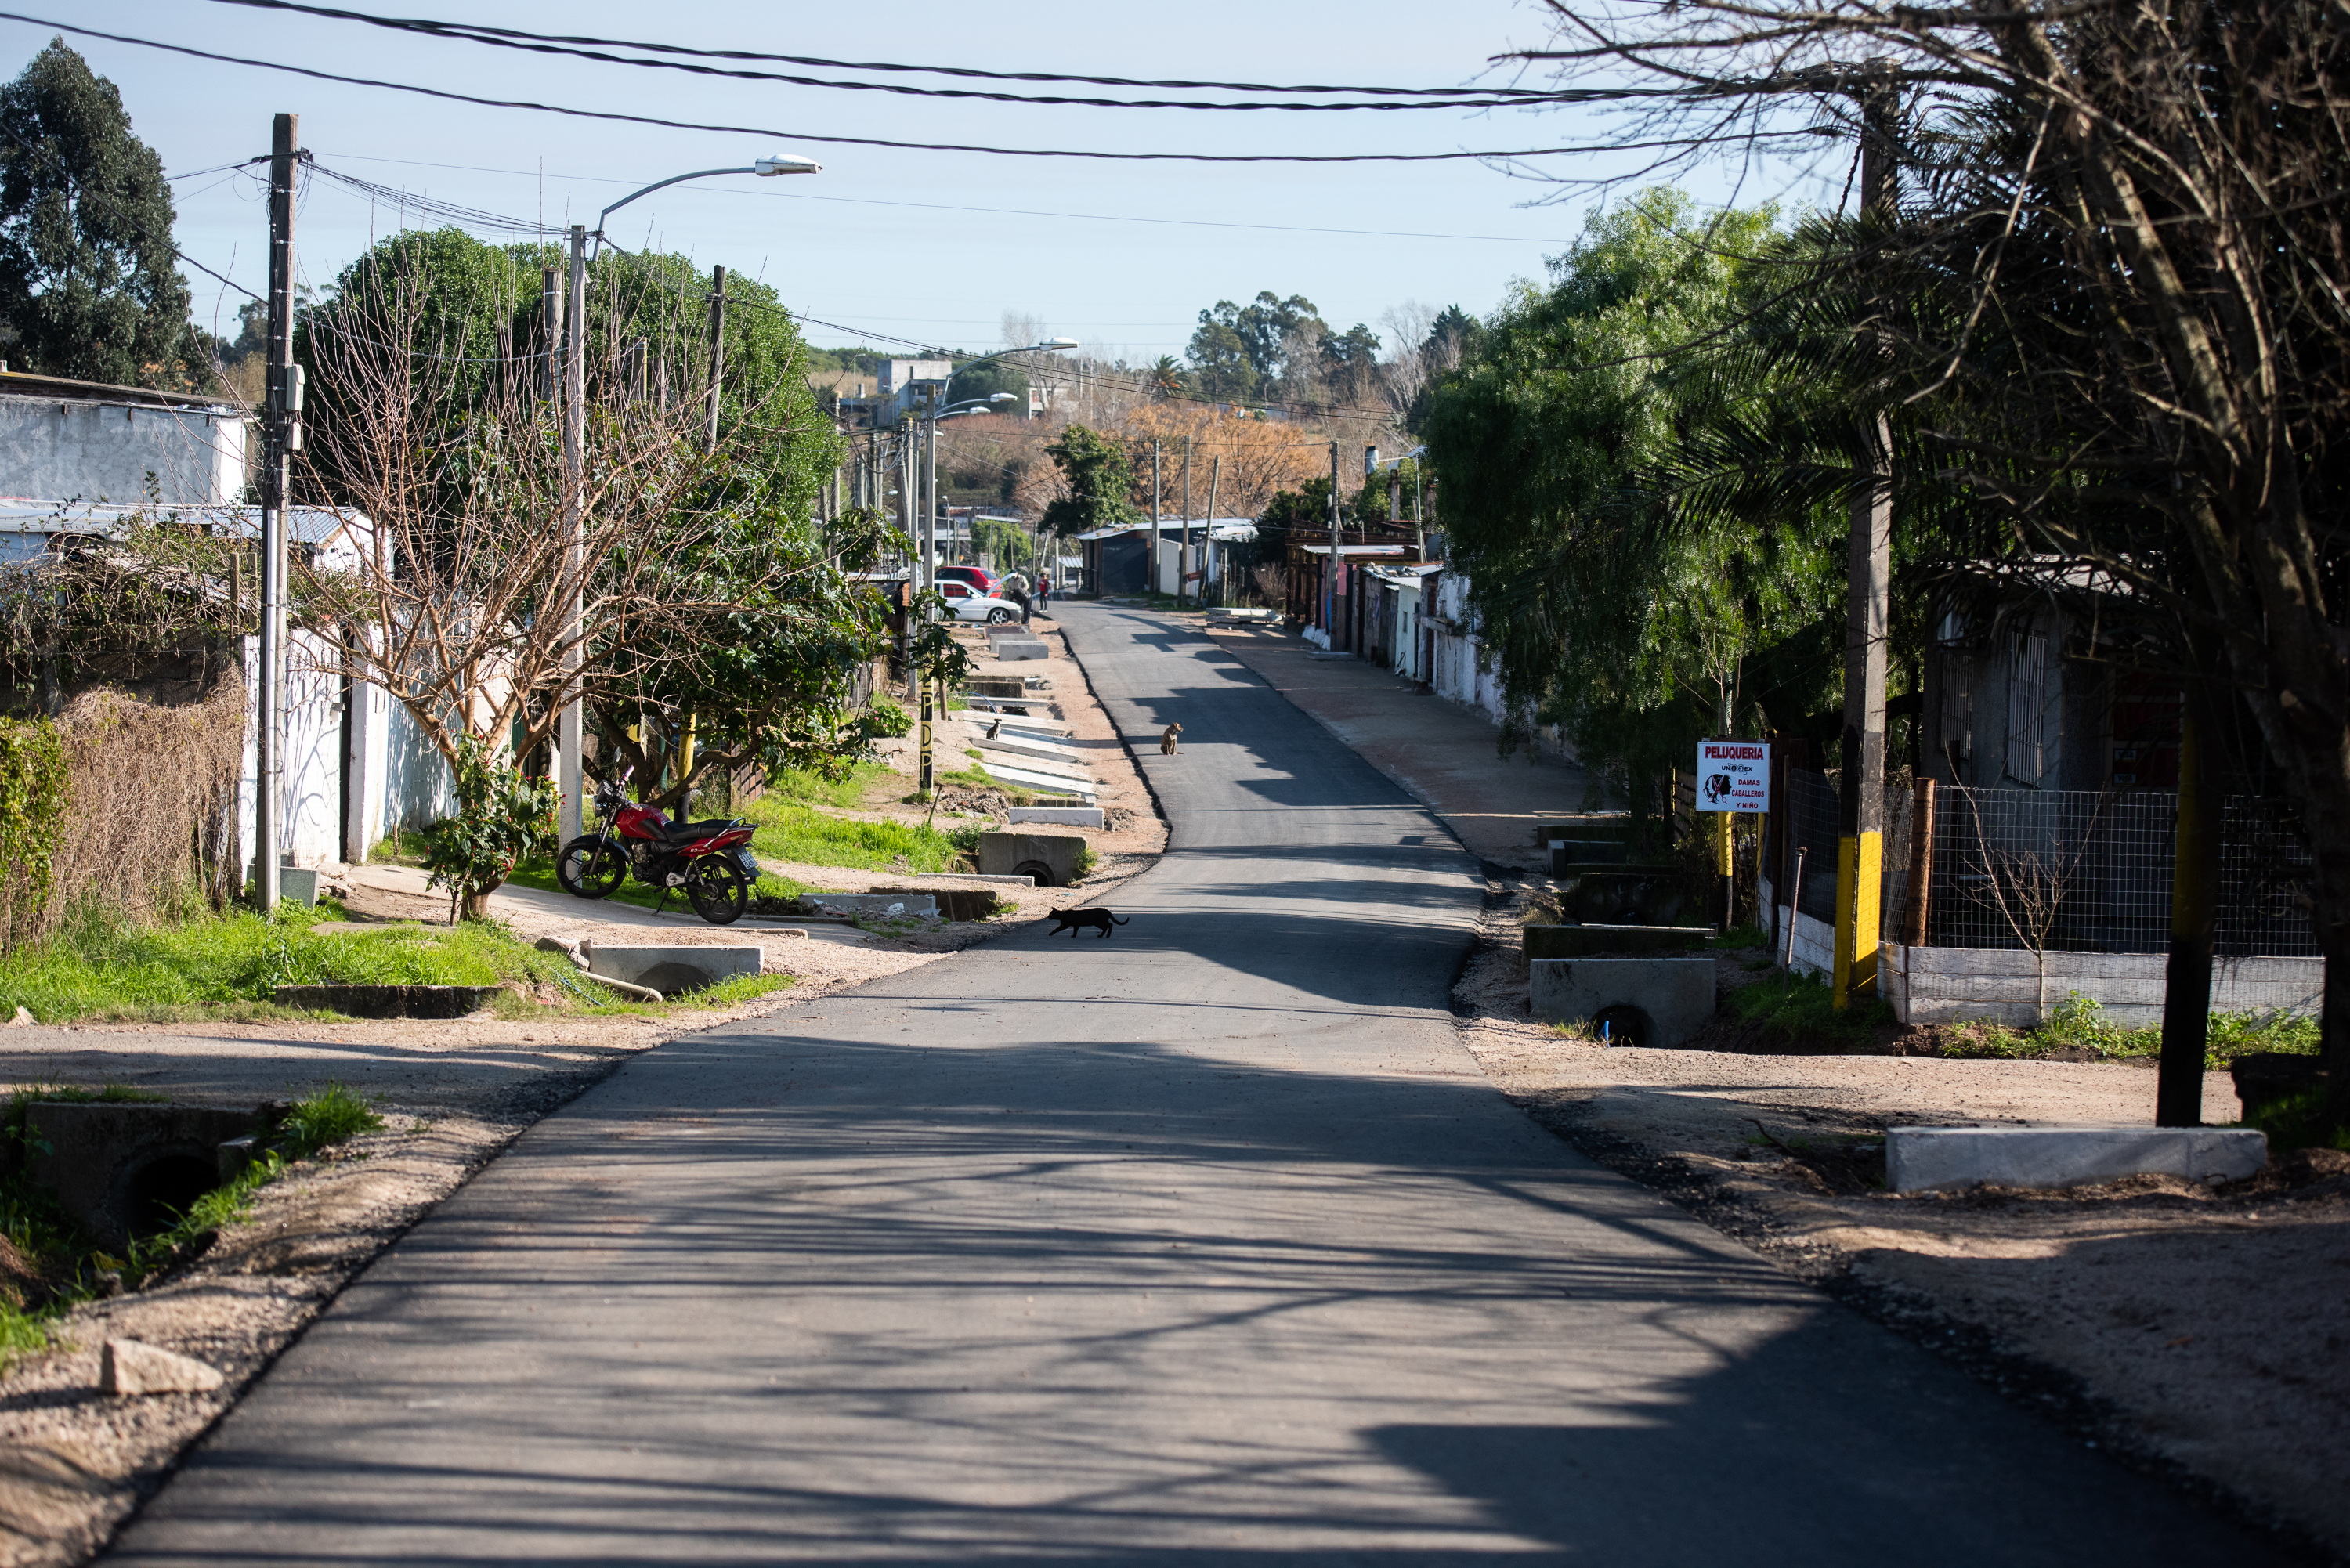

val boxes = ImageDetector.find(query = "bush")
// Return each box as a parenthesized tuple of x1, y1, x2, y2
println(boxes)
(0, 716, 66, 948)
(422, 739, 561, 921)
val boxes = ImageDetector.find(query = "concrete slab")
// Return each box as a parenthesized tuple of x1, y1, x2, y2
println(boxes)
(992, 641, 1050, 662)
(1887, 1125, 2269, 1192)
(1009, 806, 1106, 828)
(584, 945, 763, 995)
(975, 761, 1098, 801)
(1529, 956, 1715, 1049)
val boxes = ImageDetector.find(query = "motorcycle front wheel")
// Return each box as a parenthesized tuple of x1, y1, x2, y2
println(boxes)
(556, 836, 626, 899)
(684, 854, 750, 925)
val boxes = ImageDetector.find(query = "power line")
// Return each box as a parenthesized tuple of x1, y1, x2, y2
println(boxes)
(202, 1, 1543, 113)
(0, 10, 1620, 164)
(314, 150, 1580, 246)
(207, 0, 1554, 100)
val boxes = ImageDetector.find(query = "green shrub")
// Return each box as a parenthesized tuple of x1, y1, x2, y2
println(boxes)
(0, 717, 67, 948)
(274, 1082, 385, 1158)
(421, 740, 561, 920)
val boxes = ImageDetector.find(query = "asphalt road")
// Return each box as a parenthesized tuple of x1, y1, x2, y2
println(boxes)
(109, 605, 2271, 1563)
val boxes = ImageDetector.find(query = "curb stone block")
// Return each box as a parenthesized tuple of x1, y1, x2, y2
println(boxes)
(1886, 1125, 2268, 1192)
(101, 1339, 223, 1396)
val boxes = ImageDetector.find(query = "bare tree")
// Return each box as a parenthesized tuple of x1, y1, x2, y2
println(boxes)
(291, 246, 851, 788)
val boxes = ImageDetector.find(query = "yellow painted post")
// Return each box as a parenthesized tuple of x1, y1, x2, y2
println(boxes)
(1715, 807, 1734, 930)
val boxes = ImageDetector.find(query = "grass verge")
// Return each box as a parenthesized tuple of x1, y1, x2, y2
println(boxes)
(0, 901, 607, 1023)
(742, 799, 971, 873)
(1936, 992, 2318, 1068)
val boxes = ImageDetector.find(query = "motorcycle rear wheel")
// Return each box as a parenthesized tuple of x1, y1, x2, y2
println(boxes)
(556, 836, 626, 899)
(684, 854, 750, 925)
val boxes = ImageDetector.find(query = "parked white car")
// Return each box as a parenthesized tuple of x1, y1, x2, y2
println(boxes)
(938, 580, 1023, 623)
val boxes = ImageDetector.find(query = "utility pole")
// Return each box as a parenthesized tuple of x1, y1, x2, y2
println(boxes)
(1178, 439, 1191, 605)
(2158, 692, 2222, 1125)
(559, 222, 587, 840)
(539, 264, 562, 401)
(924, 395, 938, 585)
(1150, 439, 1162, 598)
(703, 265, 726, 453)
(901, 432, 919, 703)
(1203, 455, 1222, 606)
(255, 111, 298, 911)
(1832, 76, 1898, 1010)
(1326, 442, 1341, 648)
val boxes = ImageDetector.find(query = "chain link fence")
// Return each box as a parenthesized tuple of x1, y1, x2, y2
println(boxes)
(1772, 771, 2316, 957)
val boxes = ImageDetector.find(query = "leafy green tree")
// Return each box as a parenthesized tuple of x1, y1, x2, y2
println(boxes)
(947, 357, 1028, 411)
(1039, 424, 1141, 537)
(0, 40, 202, 388)
(1186, 292, 1322, 400)
(1423, 190, 1834, 843)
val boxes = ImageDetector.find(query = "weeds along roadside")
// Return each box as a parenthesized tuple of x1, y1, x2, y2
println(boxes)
(0, 896, 794, 1025)
(0, 1082, 388, 1364)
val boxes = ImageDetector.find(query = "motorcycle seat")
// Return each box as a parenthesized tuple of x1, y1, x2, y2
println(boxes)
(662, 818, 742, 840)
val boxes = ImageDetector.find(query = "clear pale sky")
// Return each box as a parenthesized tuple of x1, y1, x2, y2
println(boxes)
(8, 0, 1674, 363)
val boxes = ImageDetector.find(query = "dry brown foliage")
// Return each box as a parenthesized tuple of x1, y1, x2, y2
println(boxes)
(35, 680, 244, 938)
(1112, 406, 1332, 522)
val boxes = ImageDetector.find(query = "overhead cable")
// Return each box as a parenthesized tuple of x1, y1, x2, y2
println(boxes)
(0, 11, 1623, 164)
(206, 0, 1556, 99)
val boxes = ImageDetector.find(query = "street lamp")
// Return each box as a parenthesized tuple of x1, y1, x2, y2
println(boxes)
(559, 154, 823, 845)
(591, 154, 822, 255)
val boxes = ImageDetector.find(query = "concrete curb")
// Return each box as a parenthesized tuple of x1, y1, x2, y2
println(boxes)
(1887, 1125, 2269, 1192)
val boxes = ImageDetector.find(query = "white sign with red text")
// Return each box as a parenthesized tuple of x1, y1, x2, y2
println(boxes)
(1695, 739, 1770, 813)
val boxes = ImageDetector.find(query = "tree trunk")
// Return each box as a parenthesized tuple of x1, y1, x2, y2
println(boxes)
(459, 887, 494, 922)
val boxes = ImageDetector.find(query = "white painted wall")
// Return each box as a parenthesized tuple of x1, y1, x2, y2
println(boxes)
(237, 631, 343, 872)
(0, 395, 246, 504)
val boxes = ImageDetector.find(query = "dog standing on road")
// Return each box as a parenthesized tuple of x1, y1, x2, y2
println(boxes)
(1160, 723, 1182, 755)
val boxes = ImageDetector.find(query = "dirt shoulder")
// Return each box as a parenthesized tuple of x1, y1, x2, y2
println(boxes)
(1453, 890, 2347, 1559)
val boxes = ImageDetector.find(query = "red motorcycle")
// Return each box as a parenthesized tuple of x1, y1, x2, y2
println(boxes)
(555, 772, 758, 925)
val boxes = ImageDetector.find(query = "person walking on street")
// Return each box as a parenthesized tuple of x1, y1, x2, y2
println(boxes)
(1035, 573, 1052, 618)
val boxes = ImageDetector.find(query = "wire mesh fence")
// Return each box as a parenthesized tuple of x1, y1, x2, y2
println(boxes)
(1770, 772, 2318, 957)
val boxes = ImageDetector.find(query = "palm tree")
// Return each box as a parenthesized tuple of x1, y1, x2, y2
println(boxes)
(1147, 355, 1187, 399)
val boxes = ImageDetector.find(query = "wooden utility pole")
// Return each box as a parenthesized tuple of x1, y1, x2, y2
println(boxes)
(255, 111, 298, 910)
(1203, 456, 1222, 605)
(1833, 76, 1898, 1009)
(1150, 439, 1162, 598)
(703, 265, 726, 453)
(1900, 778, 1937, 945)
(1326, 442, 1342, 645)
(558, 223, 588, 841)
(2158, 697, 2222, 1125)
